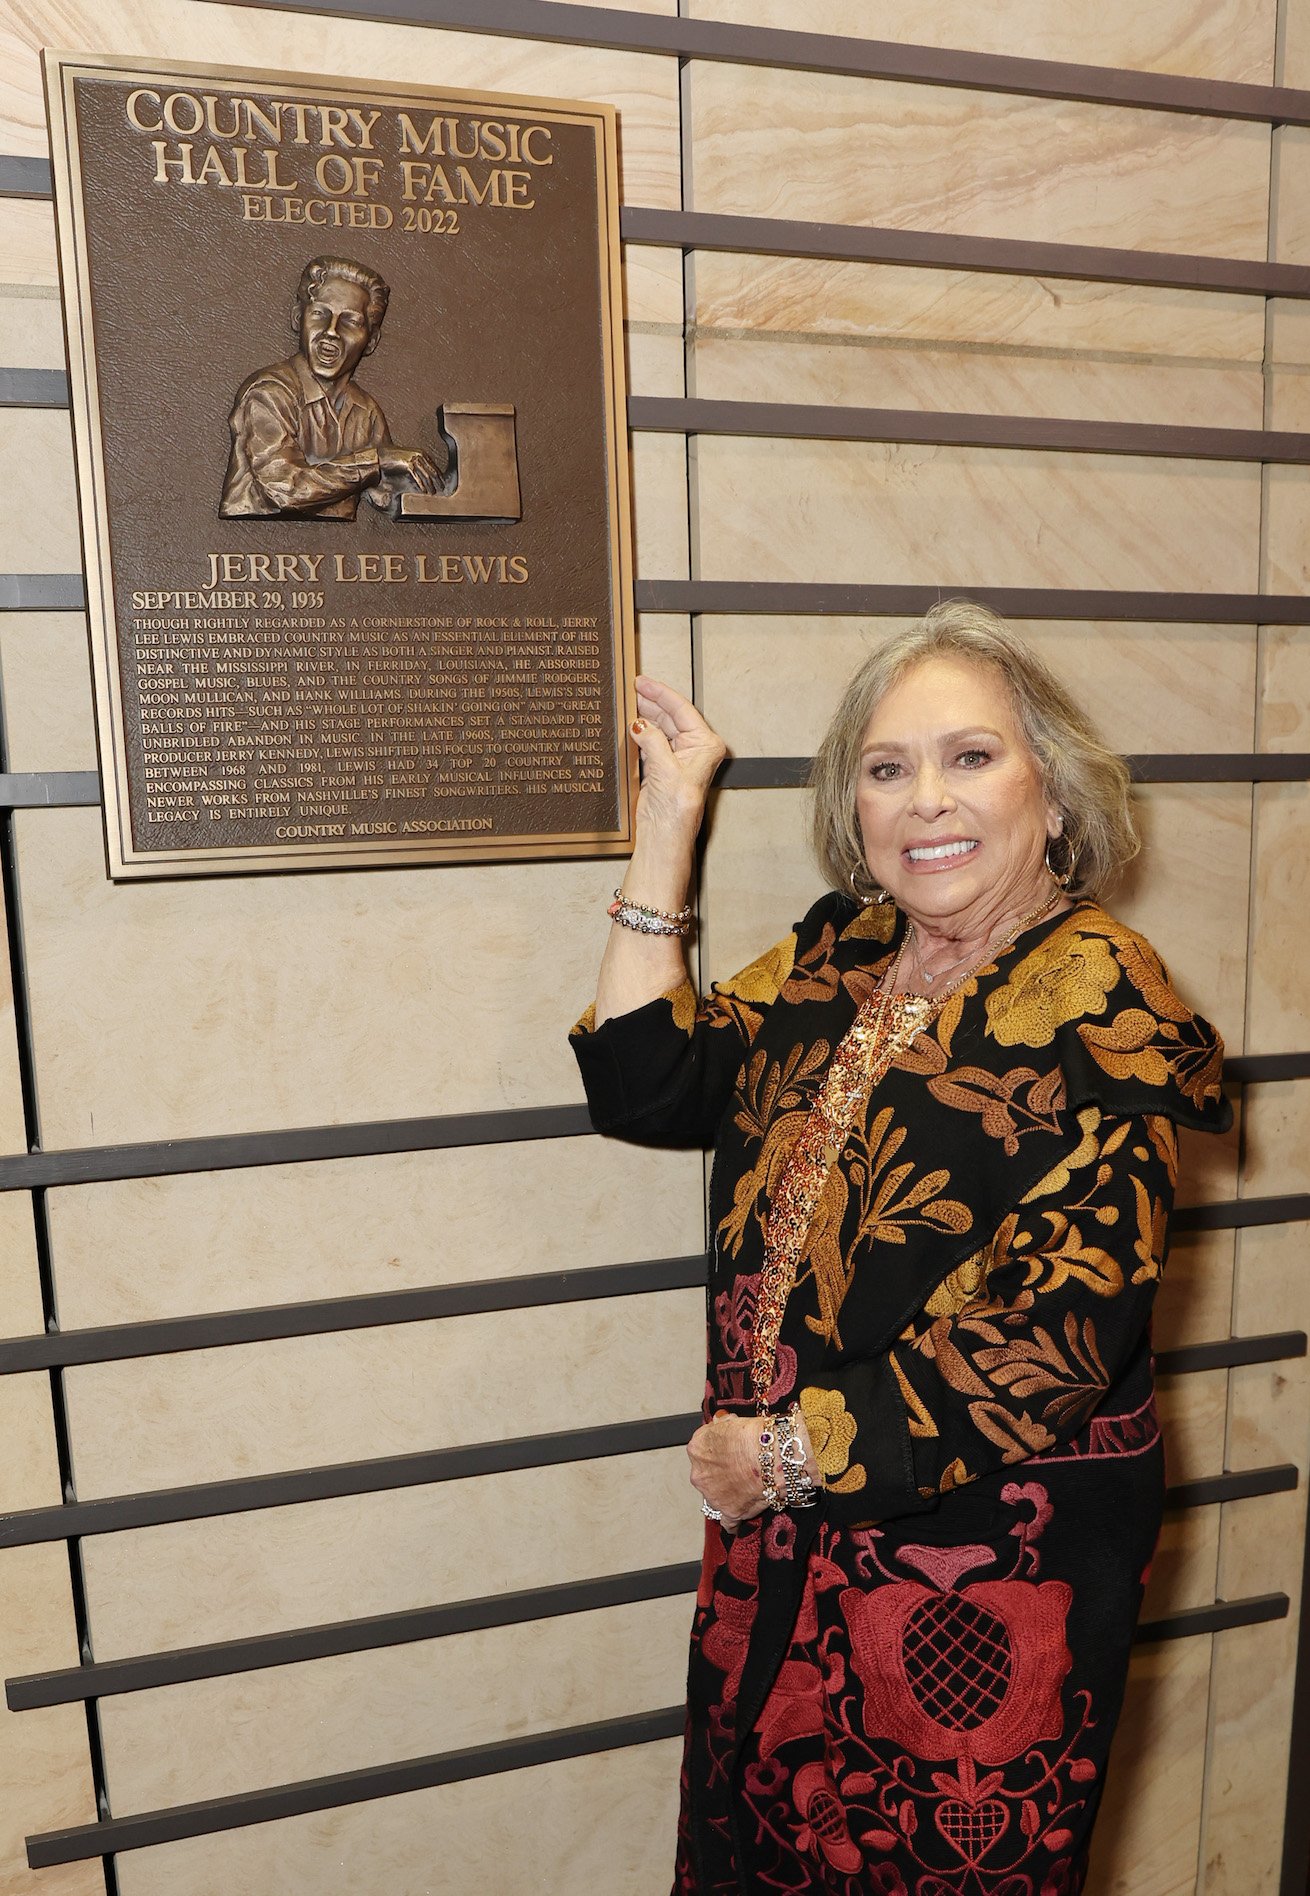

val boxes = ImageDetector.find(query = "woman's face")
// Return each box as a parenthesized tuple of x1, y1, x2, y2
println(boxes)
(855, 656, 1061, 934)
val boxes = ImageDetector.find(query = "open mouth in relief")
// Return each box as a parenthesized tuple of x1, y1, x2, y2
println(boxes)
(903, 839, 980, 869)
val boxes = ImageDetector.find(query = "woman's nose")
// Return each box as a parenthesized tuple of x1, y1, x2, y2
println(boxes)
(909, 767, 955, 818)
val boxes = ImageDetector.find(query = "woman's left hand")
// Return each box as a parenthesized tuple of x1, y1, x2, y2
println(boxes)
(687, 1413, 772, 1530)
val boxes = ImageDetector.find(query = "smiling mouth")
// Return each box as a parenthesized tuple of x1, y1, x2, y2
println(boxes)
(905, 840, 979, 864)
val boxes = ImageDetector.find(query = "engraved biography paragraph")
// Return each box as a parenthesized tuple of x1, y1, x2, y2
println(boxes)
(46, 54, 635, 876)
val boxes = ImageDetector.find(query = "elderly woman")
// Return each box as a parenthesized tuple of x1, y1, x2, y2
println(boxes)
(569, 601, 1230, 1896)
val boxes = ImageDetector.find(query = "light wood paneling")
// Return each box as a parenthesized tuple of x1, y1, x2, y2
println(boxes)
(693, 438, 1261, 591)
(113, 1738, 683, 1896)
(61, 1289, 705, 1497)
(0, 0, 1299, 1886)
(686, 0, 1275, 82)
(694, 253, 1268, 364)
(687, 66, 1270, 255)
(79, 1447, 702, 1658)
(46, 1136, 704, 1327)
(696, 615, 1258, 758)
(11, 808, 636, 1144)
(98, 1595, 691, 1808)
(1086, 1636, 1212, 1895)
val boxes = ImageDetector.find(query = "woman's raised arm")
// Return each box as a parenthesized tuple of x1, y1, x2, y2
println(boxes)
(593, 675, 727, 1026)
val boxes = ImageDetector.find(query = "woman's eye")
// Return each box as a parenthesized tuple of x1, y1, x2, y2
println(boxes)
(867, 761, 901, 781)
(957, 748, 991, 767)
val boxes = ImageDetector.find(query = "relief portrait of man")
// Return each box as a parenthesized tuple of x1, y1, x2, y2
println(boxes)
(219, 255, 442, 520)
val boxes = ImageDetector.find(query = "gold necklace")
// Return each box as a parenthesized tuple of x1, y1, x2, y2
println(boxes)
(908, 887, 1062, 995)
(749, 891, 1063, 1406)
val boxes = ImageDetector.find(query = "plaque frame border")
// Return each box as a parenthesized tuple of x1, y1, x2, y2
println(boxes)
(43, 50, 638, 879)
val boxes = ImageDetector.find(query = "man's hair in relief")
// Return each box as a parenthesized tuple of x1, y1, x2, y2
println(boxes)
(292, 255, 390, 343)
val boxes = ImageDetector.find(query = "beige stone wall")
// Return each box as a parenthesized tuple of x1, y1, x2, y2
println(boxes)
(0, 1, 1306, 1892)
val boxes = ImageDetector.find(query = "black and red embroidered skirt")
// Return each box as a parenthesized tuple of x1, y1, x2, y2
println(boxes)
(673, 1392, 1164, 1896)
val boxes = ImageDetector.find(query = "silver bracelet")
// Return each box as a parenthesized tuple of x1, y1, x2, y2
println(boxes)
(607, 898, 689, 938)
(776, 1407, 819, 1508)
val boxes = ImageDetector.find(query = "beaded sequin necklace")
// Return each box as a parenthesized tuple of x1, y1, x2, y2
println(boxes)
(749, 888, 1062, 1413)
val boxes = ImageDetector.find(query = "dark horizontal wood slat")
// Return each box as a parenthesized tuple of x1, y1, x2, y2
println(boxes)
(629, 395, 1310, 466)
(0, 1211, 1293, 1373)
(13, 378, 1310, 465)
(635, 581, 1310, 623)
(716, 755, 1310, 790)
(10, 149, 1310, 299)
(0, 772, 99, 810)
(5, 754, 1308, 815)
(7, 1548, 1290, 1713)
(14, 573, 1310, 633)
(0, 574, 86, 611)
(1154, 1332, 1308, 1377)
(1173, 1194, 1310, 1232)
(0, 155, 51, 198)
(1135, 1592, 1290, 1643)
(19, 1580, 1290, 1864)
(7, 1560, 705, 1710)
(10, 573, 1310, 624)
(0, 1412, 704, 1549)
(1226, 1051, 1310, 1082)
(1164, 1465, 1299, 1509)
(0, 1103, 596, 1192)
(202, 0, 1310, 125)
(25, 1702, 689, 1867)
(0, 1254, 708, 1373)
(0, 368, 68, 408)
(621, 207, 1310, 300)
(1125, 754, 1310, 782)
(0, 1427, 1283, 1552)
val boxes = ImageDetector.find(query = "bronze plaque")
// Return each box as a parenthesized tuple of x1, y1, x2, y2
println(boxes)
(45, 53, 636, 877)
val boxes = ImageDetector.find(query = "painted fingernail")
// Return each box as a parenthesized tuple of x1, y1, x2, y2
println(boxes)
(630, 717, 647, 735)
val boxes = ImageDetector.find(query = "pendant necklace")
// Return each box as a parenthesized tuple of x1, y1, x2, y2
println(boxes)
(908, 887, 1062, 993)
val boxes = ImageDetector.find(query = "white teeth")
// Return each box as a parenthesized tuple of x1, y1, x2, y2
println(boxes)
(907, 841, 978, 862)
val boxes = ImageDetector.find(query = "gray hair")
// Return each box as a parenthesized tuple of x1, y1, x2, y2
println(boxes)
(293, 256, 390, 344)
(809, 599, 1139, 901)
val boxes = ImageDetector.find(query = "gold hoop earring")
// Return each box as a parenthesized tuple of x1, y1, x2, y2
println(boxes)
(850, 865, 893, 906)
(1045, 833, 1076, 891)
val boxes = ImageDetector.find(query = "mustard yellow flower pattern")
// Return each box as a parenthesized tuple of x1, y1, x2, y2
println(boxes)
(798, 1385, 866, 1493)
(985, 927, 1120, 1048)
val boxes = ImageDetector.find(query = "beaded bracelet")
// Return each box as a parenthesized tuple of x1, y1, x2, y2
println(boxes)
(758, 1419, 782, 1512)
(612, 888, 692, 925)
(608, 899, 689, 938)
(776, 1406, 820, 1508)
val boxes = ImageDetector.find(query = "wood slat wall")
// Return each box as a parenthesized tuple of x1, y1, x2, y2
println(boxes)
(0, 0, 1308, 1891)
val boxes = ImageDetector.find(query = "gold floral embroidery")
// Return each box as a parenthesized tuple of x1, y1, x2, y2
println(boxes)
(1143, 1113, 1179, 1186)
(1078, 1008, 1224, 1110)
(668, 981, 698, 1036)
(921, 1244, 991, 1320)
(839, 903, 897, 944)
(712, 935, 797, 1010)
(1131, 1175, 1167, 1285)
(798, 1385, 867, 1493)
(937, 1457, 970, 1494)
(719, 1041, 830, 1260)
(985, 928, 1120, 1048)
(1022, 1105, 1102, 1201)
(926, 1062, 1066, 1156)
(891, 1352, 938, 1438)
(798, 1105, 972, 1347)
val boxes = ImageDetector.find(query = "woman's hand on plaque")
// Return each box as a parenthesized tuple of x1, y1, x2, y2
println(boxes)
(630, 676, 728, 840)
